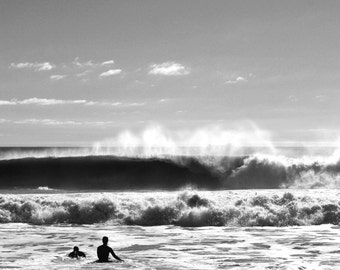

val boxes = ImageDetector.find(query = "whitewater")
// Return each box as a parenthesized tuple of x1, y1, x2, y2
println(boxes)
(2, 189, 340, 269)
(2, 145, 340, 269)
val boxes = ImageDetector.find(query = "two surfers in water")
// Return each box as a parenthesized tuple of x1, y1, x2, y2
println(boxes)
(68, 236, 123, 263)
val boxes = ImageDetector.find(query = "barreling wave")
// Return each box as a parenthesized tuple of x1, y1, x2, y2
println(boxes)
(0, 155, 226, 190)
(1, 190, 340, 227)
(2, 153, 340, 189)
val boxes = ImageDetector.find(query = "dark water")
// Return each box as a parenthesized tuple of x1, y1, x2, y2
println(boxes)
(0, 155, 225, 189)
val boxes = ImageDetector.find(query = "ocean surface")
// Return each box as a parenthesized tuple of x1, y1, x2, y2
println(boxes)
(1, 147, 340, 269)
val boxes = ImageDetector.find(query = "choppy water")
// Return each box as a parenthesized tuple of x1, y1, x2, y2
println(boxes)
(1, 222, 340, 269)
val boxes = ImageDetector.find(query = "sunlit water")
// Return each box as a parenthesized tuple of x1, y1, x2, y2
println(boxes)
(1, 223, 340, 269)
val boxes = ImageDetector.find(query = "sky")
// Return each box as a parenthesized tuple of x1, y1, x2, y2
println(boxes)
(0, 0, 340, 146)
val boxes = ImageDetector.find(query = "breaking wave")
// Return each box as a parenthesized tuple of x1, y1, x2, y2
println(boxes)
(1, 190, 340, 227)
(2, 153, 340, 189)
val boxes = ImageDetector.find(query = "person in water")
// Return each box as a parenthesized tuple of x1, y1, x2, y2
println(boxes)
(68, 246, 86, 258)
(97, 236, 123, 262)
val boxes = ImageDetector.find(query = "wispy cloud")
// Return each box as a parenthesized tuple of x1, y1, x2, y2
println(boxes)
(0, 118, 10, 123)
(159, 98, 170, 103)
(125, 102, 145, 107)
(11, 118, 114, 126)
(85, 101, 145, 107)
(0, 98, 87, 106)
(0, 100, 16, 105)
(85, 101, 122, 106)
(37, 62, 54, 71)
(0, 98, 145, 107)
(72, 59, 120, 79)
(72, 58, 115, 68)
(9, 58, 121, 80)
(9, 62, 55, 71)
(225, 76, 247, 84)
(50, 74, 67, 81)
(75, 70, 92, 78)
(72, 58, 96, 68)
(101, 60, 115, 66)
(14, 119, 80, 125)
(149, 62, 190, 76)
(99, 69, 122, 77)
(20, 98, 87, 105)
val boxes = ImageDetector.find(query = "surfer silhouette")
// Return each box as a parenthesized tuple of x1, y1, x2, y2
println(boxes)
(97, 236, 123, 262)
(68, 246, 86, 258)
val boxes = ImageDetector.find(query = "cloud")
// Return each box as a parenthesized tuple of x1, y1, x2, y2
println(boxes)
(101, 60, 115, 66)
(0, 119, 9, 123)
(0, 100, 16, 105)
(75, 70, 92, 78)
(149, 62, 190, 76)
(14, 119, 80, 125)
(99, 69, 122, 77)
(9, 63, 31, 69)
(9, 62, 55, 71)
(9, 59, 121, 80)
(8, 118, 114, 126)
(50, 75, 67, 81)
(0, 98, 145, 107)
(0, 98, 86, 106)
(37, 62, 55, 71)
(71, 59, 119, 79)
(20, 98, 87, 106)
(85, 101, 122, 106)
(73, 58, 115, 68)
(225, 76, 247, 84)
(159, 99, 170, 103)
(85, 101, 145, 107)
(126, 102, 145, 107)
(72, 58, 96, 68)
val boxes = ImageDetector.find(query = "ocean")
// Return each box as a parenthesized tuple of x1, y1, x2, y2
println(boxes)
(1, 147, 340, 269)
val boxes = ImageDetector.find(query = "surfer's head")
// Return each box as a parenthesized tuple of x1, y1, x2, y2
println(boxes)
(102, 236, 108, 245)
(73, 246, 79, 251)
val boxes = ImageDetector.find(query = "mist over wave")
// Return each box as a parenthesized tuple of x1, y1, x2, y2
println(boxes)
(0, 124, 275, 160)
(93, 124, 276, 157)
(1, 190, 340, 227)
